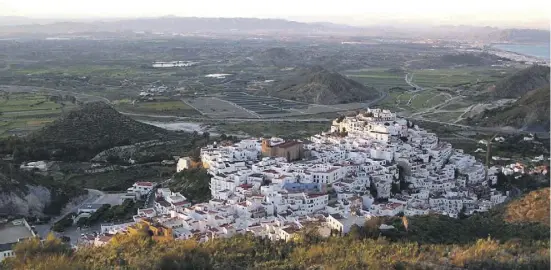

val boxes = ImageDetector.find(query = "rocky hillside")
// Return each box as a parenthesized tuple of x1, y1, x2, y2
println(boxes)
(269, 66, 379, 105)
(465, 86, 549, 131)
(491, 65, 550, 98)
(0, 161, 85, 217)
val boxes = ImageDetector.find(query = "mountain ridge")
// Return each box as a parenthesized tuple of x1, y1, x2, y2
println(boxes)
(0, 16, 548, 42)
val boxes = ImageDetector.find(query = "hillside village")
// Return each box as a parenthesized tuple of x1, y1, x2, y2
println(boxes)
(72, 108, 519, 246)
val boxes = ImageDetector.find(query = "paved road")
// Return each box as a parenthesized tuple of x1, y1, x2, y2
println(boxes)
(404, 73, 423, 91)
(51, 189, 105, 224)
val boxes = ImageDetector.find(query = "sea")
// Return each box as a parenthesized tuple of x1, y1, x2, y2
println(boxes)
(492, 43, 550, 60)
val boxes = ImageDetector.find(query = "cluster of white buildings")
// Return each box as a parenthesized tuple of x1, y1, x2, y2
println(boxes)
(89, 108, 511, 243)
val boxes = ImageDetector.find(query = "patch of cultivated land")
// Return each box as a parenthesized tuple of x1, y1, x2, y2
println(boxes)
(115, 100, 200, 117)
(422, 111, 465, 122)
(0, 91, 77, 137)
(409, 67, 515, 88)
(381, 89, 454, 113)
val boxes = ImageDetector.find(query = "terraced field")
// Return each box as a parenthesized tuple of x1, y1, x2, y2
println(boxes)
(0, 91, 77, 137)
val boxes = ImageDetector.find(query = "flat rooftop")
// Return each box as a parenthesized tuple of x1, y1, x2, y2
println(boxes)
(0, 219, 34, 245)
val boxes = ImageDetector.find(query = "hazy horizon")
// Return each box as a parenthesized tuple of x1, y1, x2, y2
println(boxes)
(1, 0, 550, 30)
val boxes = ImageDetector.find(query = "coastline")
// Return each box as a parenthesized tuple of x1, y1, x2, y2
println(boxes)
(489, 43, 550, 62)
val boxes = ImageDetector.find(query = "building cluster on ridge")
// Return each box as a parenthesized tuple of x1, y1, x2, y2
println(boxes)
(85, 108, 511, 245)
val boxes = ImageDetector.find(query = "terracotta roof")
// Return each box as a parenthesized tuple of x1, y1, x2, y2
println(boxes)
(172, 201, 190, 207)
(135, 182, 153, 187)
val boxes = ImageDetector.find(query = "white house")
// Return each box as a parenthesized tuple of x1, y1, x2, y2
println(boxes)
(326, 213, 366, 234)
(127, 182, 155, 197)
(177, 157, 192, 172)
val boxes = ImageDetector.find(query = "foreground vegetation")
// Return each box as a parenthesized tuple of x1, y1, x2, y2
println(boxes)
(3, 188, 549, 270)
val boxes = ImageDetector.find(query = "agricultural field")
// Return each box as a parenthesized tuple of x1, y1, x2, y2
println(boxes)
(0, 91, 77, 137)
(408, 67, 515, 89)
(115, 99, 201, 117)
(380, 89, 454, 111)
(344, 68, 410, 90)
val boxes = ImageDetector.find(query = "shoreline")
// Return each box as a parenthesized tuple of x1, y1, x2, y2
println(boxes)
(489, 43, 550, 62)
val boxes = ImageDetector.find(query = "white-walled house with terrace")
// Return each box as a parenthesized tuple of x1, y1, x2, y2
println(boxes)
(92, 108, 510, 243)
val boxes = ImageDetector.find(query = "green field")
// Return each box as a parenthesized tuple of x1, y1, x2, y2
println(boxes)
(0, 92, 77, 137)
(409, 67, 514, 88)
(344, 68, 410, 90)
(115, 100, 200, 116)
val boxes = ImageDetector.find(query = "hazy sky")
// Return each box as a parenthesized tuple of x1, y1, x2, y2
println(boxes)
(1, 0, 550, 28)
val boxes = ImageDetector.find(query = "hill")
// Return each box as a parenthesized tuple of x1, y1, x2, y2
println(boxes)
(466, 86, 550, 131)
(24, 102, 172, 161)
(491, 65, 550, 98)
(505, 188, 550, 226)
(30, 102, 169, 147)
(269, 66, 379, 104)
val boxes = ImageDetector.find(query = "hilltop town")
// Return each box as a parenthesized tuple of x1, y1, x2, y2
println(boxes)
(72, 108, 513, 245)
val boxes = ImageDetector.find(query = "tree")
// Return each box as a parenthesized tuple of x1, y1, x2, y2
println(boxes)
(348, 224, 364, 240)
(202, 132, 210, 142)
(391, 183, 400, 195)
(369, 182, 378, 198)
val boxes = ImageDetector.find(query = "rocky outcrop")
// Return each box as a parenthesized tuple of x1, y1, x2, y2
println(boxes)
(0, 185, 51, 217)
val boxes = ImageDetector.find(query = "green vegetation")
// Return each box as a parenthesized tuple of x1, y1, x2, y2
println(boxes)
(344, 68, 410, 90)
(67, 165, 174, 191)
(115, 100, 200, 116)
(77, 200, 141, 227)
(169, 168, 212, 203)
(410, 67, 511, 89)
(0, 92, 77, 137)
(4, 189, 550, 269)
(52, 213, 76, 232)
(29, 102, 170, 151)
(0, 102, 183, 162)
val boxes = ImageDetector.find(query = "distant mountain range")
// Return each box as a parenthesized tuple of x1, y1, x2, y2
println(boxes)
(0, 16, 548, 43)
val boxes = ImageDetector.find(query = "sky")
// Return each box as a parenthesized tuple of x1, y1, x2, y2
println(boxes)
(1, 0, 550, 29)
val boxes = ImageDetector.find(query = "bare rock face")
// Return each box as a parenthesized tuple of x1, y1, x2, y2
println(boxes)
(0, 185, 51, 217)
